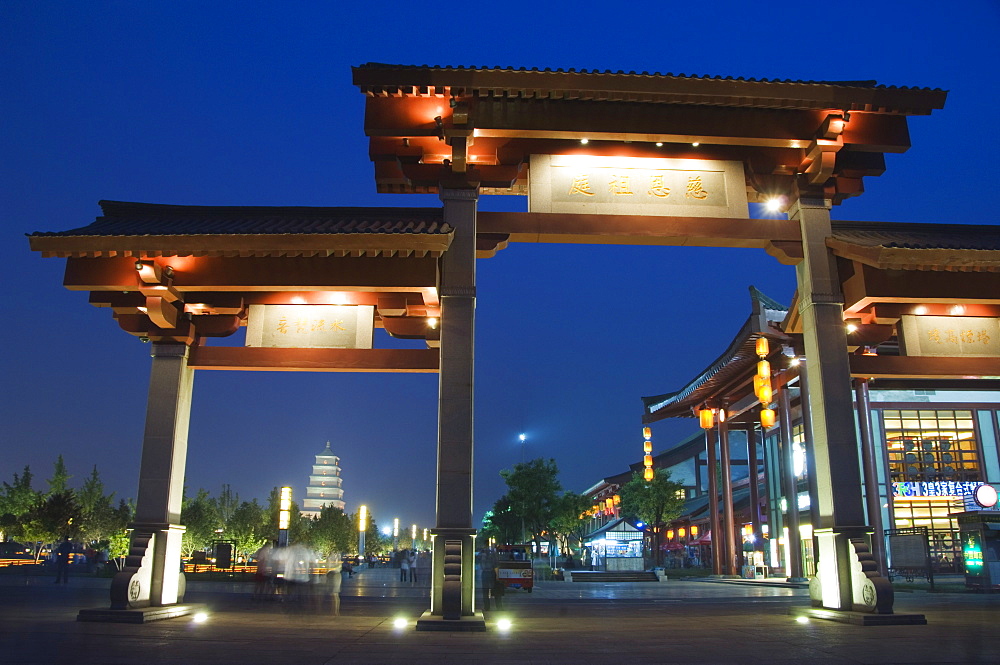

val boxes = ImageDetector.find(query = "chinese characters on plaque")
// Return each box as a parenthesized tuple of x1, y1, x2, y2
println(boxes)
(245, 305, 375, 349)
(899, 315, 1000, 358)
(529, 155, 748, 218)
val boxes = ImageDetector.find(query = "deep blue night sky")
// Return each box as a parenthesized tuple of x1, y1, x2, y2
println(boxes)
(3, 2, 998, 532)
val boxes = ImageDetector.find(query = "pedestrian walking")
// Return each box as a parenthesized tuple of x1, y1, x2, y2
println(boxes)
(54, 538, 72, 584)
(399, 548, 410, 582)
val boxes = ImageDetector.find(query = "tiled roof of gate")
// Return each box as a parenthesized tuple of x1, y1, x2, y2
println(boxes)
(29, 201, 450, 237)
(353, 63, 947, 115)
(832, 221, 1000, 251)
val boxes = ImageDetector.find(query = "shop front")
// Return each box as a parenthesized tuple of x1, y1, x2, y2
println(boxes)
(584, 518, 645, 572)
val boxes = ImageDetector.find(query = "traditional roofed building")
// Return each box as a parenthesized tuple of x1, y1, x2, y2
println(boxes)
(301, 441, 345, 519)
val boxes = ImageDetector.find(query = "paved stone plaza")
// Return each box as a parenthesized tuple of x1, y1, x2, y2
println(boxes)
(2, 567, 997, 664)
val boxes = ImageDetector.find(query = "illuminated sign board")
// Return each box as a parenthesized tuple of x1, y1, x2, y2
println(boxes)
(528, 155, 748, 218)
(246, 305, 374, 349)
(891, 481, 984, 498)
(899, 315, 1000, 358)
(961, 531, 984, 576)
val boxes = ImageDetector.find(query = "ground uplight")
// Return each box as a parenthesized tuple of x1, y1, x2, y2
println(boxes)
(496, 618, 512, 631)
(393, 617, 408, 629)
(192, 612, 209, 623)
(795, 616, 809, 624)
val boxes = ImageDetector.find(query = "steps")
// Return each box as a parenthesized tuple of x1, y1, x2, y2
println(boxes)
(568, 571, 659, 583)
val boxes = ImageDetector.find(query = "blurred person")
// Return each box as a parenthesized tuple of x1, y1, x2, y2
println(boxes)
(407, 549, 416, 583)
(253, 543, 276, 599)
(54, 538, 72, 584)
(324, 554, 343, 616)
(479, 548, 499, 611)
(399, 548, 410, 582)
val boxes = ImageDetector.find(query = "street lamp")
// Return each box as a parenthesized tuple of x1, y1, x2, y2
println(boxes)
(278, 486, 292, 547)
(358, 505, 367, 558)
(519, 433, 526, 463)
(393, 518, 399, 550)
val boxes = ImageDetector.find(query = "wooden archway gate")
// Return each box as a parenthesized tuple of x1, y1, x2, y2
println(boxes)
(29, 63, 967, 626)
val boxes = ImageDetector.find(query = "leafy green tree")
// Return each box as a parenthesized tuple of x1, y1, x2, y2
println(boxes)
(106, 499, 134, 569)
(0, 466, 40, 540)
(547, 491, 593, 557)
(309, 506, 353, 558)
(226, 500, 268, 562)
(46, 456, 72, 496)
(22, 490, 81, 561)
(618, 469, 685, 566)
(76, 466, 123, 547)
(180, 489, 220, 557)
(481, 496, 521, 547)
(362, 518, 383, 556)
(500, 458, 562, 557)
(214, 484, 240, 526)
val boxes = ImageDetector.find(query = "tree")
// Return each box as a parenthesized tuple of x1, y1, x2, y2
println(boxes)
(180, 489, 220, 557)
(46, 455, 72, 496)
(22, 490, 81, 561)
(481, 496, 521, 547)
(618, 469, 686, 567)
(0, 466, 40, 540)
(76, 466, 122, 547)
(214, 484, 240, 526)
(362, 518, 383, 556)
(547, 491, 592, 557)
(309, 506, 353, 558)
(500, 458, 562, 557)
(226, 500, 268, 562)
(106, 499, 134, 569)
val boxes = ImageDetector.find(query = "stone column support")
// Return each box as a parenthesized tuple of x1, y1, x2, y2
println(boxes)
(746, 426, 763, 548)
(418, 186, 484, 630)
(111, 342, 193, 609)
(855, 378, 888, 576)
(778, 384, 805, 582)
(790, 192, 878, 611)
(719, 415, 737, 576)
(705, 429, 722, 576)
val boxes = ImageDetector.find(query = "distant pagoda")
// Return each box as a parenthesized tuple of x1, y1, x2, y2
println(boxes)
(301, 441, 345, 518)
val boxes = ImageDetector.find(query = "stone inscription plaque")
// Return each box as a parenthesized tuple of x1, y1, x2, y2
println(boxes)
(246, 305, 374, 349)
(529, 154, 748, 218)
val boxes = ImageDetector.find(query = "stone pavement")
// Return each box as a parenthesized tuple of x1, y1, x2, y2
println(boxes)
(1, 567, 997, 664)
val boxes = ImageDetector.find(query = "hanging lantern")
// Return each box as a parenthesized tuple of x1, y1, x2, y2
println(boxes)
(754, 374, 764, 395)
(643, 467, 654, 482)
(678, 527, 686, 539)
(644, 454, 653, 468)
(644, 440, 652, 453)
(643, 426, 651, 439)
(690, 525, 699, 537)
(605, 497, 614, 510)
(613, 494, 620, 505)
(757, 359, 770, 378)
(699, 408, 714, 429)
(760, 408, 776, 429)
(757, 383, 773, 405)
(755, 337, 769, 357)
(666, 530, 674, 540)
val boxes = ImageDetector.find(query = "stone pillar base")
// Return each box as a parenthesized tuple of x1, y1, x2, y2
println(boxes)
(110, 523, 186, 609)
(415, 610, 487, 632)
(810, 526, 893, 614)
(429, 528, 477, 619)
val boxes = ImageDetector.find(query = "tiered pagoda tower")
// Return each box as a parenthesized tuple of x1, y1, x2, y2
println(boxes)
(301, 441, 345, 518)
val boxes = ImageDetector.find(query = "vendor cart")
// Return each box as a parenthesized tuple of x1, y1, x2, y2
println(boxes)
(495, 545, 534, 592)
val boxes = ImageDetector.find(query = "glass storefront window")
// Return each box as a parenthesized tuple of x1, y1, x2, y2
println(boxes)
(883, 409, 979, 483)
(883, 409, 981, 573)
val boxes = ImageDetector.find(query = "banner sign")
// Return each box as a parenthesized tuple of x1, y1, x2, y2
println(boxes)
(528, 155, 748, 218)
(899, 315, 1000, 358)
(892, 481, 983, 498)
(246, 305, 374, 349)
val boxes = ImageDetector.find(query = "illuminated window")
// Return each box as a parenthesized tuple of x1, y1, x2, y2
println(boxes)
(883, 410, 979, 482)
